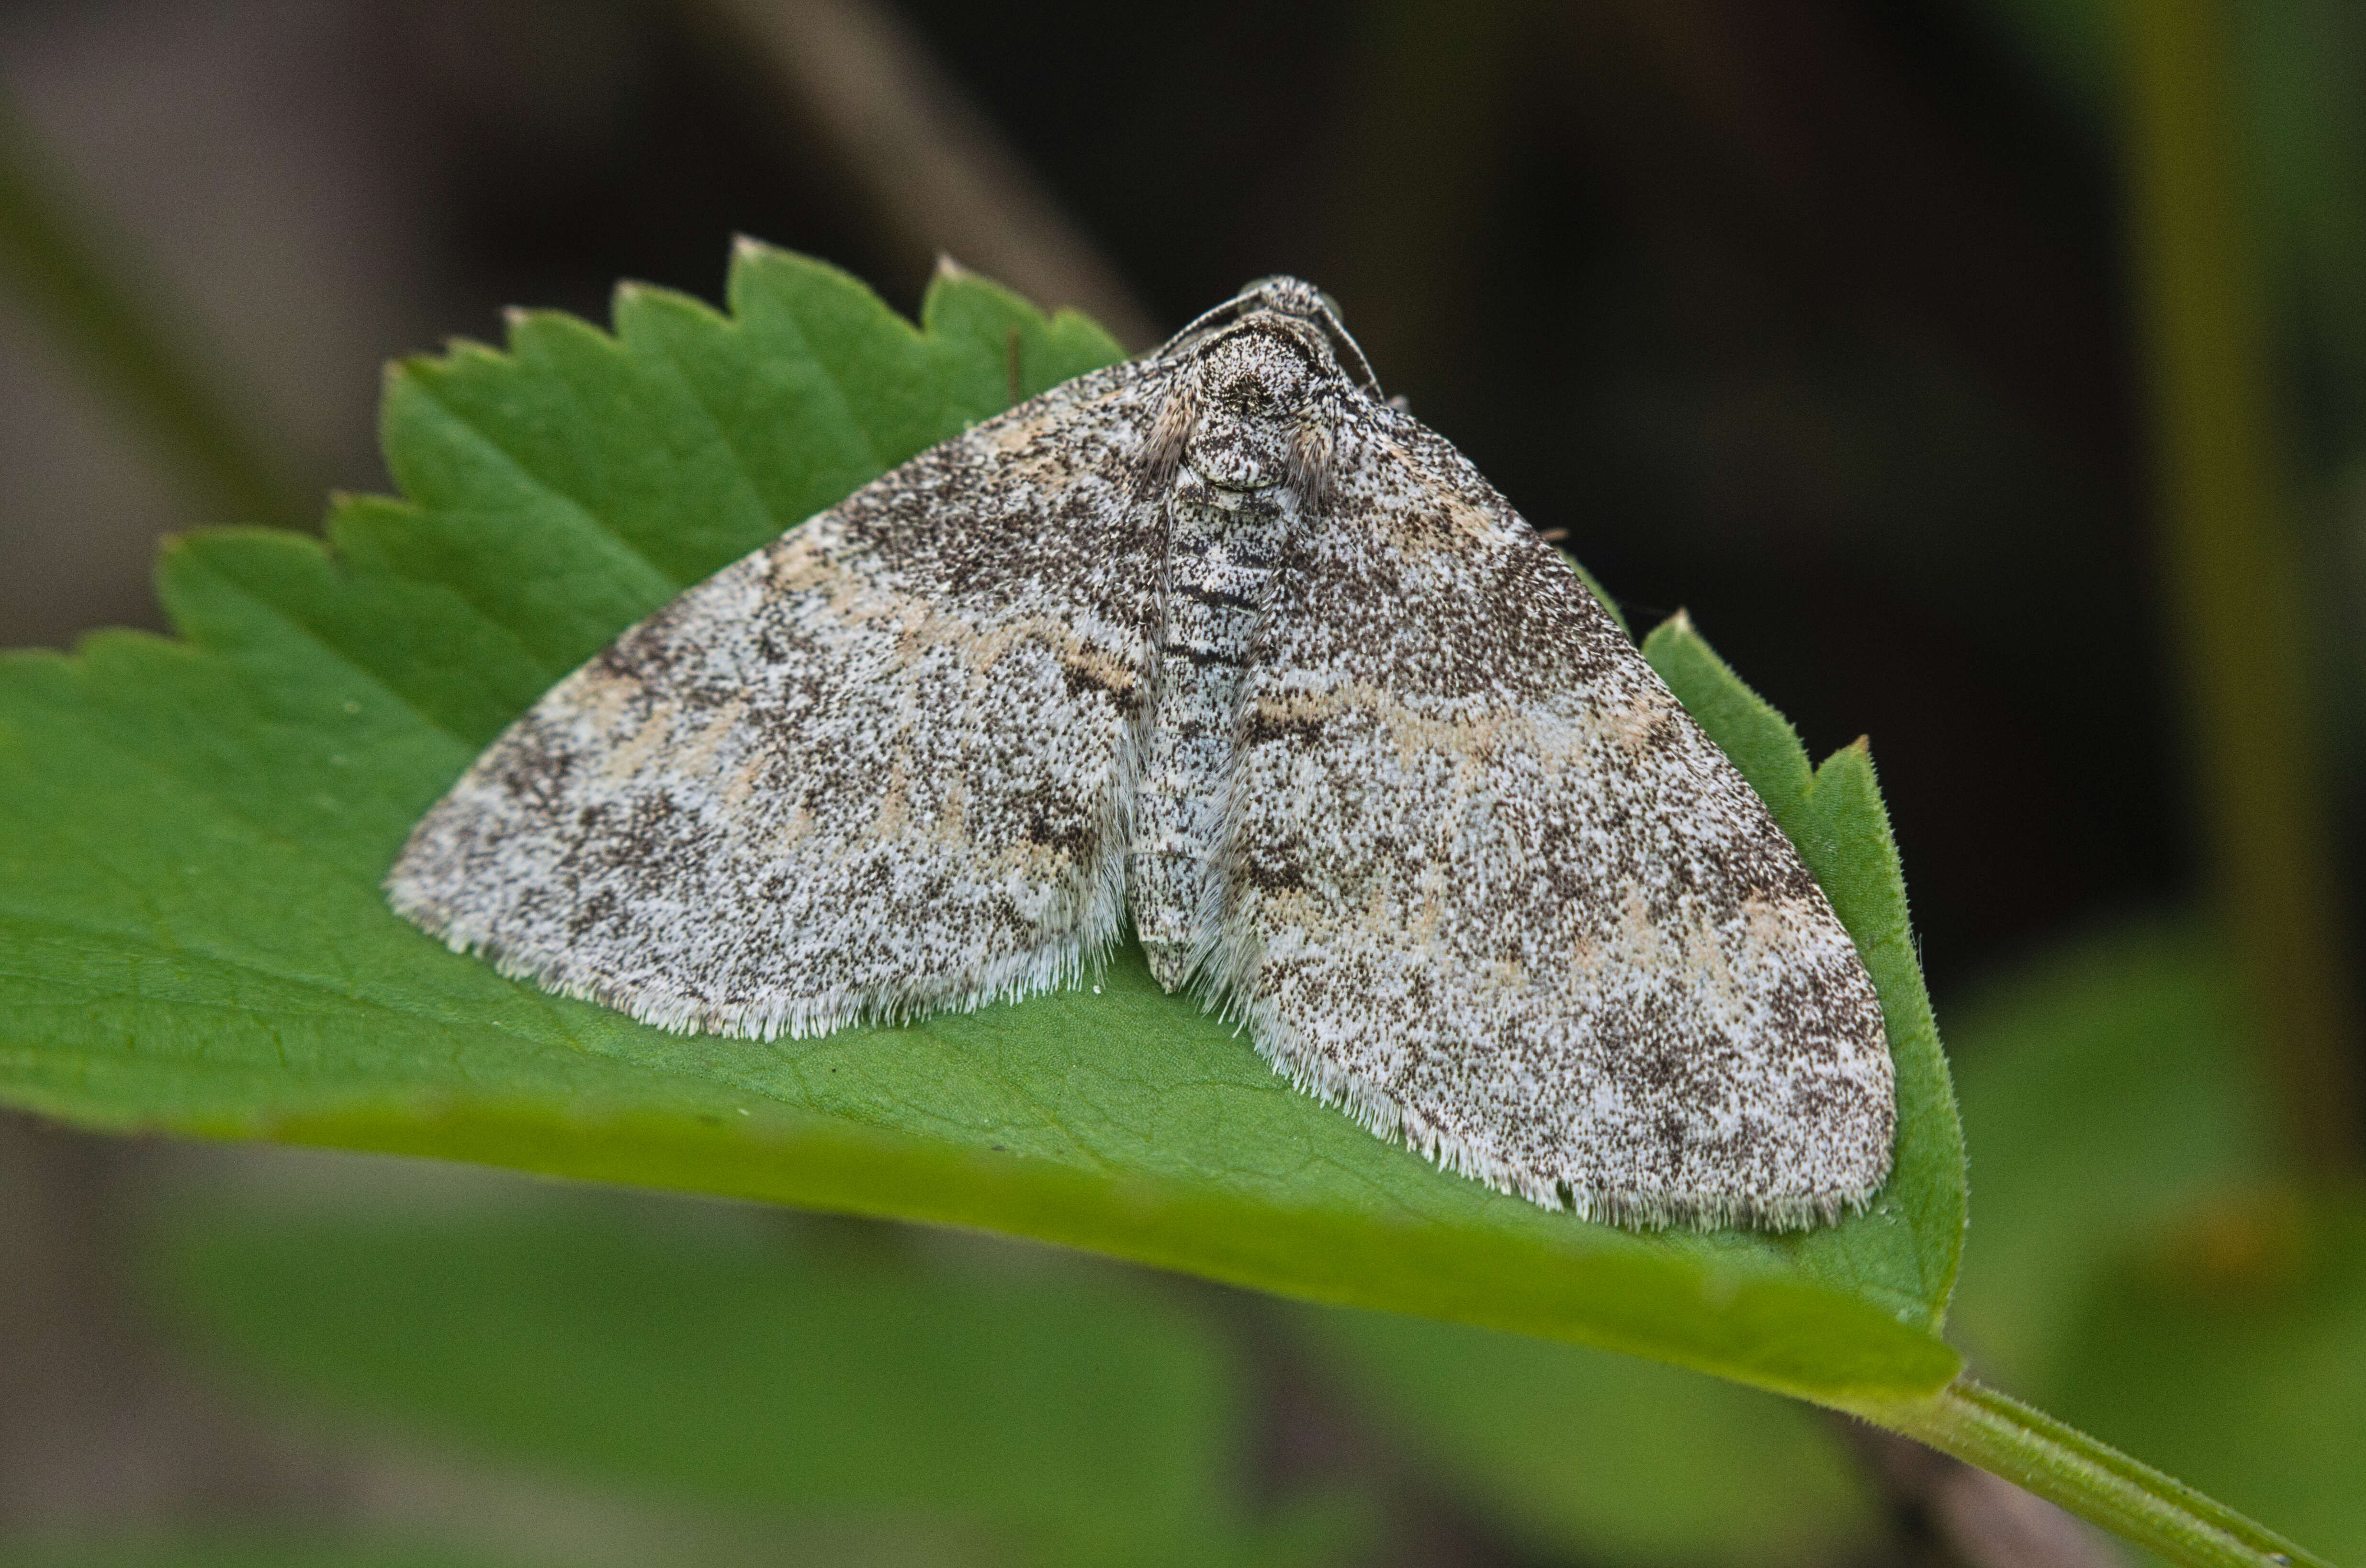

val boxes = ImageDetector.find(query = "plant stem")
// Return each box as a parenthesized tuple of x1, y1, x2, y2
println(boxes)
(1839, 1378, 2328, 1568)
(0, 95, 309, 531)
(2122, 0, 2361, 1175)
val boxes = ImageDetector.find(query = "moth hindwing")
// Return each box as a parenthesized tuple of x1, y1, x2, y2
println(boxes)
(386, 275, 1896, 1232)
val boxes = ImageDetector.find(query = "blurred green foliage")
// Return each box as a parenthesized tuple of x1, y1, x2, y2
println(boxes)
(151, 1206, 1286, 1567)
(1291, 1308, 1878, 1564)
(1949, 923, 2366, 1563)
(0, 1543, 510, 1568)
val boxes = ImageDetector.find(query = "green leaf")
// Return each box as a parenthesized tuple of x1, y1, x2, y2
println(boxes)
(1290, 1304, 1877, 1564)
(155, 1203, 1254, 1562)
(0, 244, 1961, 1404)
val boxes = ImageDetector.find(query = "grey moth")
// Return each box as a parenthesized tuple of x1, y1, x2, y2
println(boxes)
(386, 276, 1895, 1231)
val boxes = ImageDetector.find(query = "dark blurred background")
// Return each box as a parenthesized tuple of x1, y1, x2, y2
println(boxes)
(4, 1, 2363, 1564)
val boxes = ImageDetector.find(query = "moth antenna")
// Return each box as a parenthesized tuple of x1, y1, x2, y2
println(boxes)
(1301, 304, 1383, 400)
(1160, 278, 1386, 403)
(1160, 295, 1256, 357)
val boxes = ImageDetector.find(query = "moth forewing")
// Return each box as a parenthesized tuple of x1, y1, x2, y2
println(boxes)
(386, 363, 1167, 1040)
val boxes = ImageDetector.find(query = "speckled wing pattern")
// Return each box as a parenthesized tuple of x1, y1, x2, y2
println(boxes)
(386, 276, 1895, 1230)
(1210, 408, 1894, 1230)
(386, 362, 1164, 1039)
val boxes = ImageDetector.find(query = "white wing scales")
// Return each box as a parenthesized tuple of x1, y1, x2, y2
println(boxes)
(1210, 410, 1894, 1228)
(386, 364, 1166, 1039)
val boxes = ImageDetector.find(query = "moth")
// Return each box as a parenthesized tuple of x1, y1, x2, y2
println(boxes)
(387, 275, 1895, 1230)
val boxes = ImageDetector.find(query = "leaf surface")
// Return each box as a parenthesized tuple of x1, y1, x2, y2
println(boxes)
(0, 246, 1965, 1400)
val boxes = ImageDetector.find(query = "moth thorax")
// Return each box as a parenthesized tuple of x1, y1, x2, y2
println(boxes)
(1184, 331, 1315, 494)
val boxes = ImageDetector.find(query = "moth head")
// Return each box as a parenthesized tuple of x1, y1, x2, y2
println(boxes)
(1141, 322, 1336, 513)
(1159, 276, 1384, 401)
(1236, 275, 1340, 321)
(1234, 278, 1382, 400)
(1178, 327, 1311, 491)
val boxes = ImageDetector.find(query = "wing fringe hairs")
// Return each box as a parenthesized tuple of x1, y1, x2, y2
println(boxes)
(388, 857, 1125, 1042)
(1187, 887, 1878, 1232)
(386, 275, 1896, 1233)
(1248, 1022, 1875, 1232)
